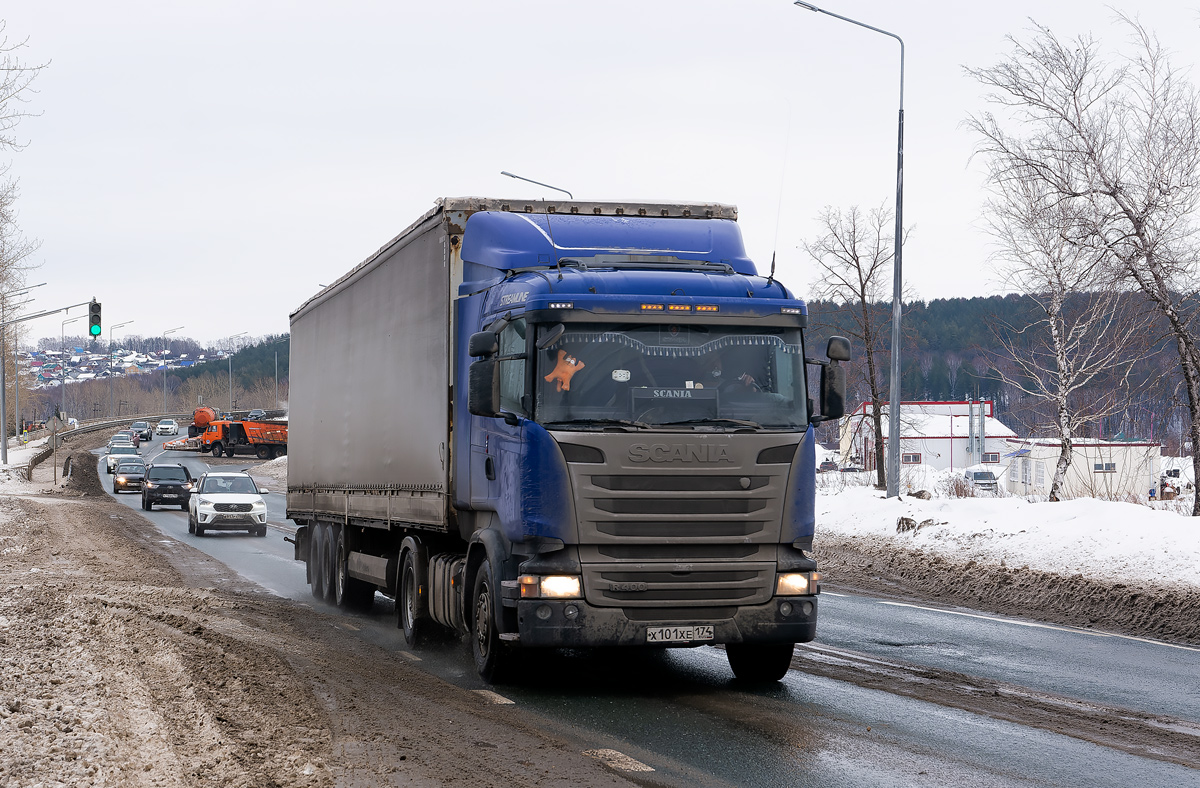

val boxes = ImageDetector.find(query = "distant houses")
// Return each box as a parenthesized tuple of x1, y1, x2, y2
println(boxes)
(841, 399, 1170, 501)
(17, 346, 223, 391)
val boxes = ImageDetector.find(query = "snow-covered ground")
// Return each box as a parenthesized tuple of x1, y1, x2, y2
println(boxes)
(817, 470, 1199, 592)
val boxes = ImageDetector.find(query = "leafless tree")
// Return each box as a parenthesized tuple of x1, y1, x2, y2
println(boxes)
(984, 176, 1150, 500)
(945, 353, 962, 397)
(968, 15, 1200, 515)
(805, 204, 907, 489)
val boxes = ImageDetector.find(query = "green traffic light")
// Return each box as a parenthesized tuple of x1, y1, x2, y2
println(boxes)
(90, 324, 102, 336)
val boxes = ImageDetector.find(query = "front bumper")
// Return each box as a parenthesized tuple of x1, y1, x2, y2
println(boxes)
(146, 489, 191, 504)
(197, 511, 267, 529)
(511, 596, 818, 648)
(114, 479, 143, 491)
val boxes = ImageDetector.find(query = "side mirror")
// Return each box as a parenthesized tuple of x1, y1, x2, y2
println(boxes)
(468, 357, 501, 417)
(536, 323, 566, 350)
(468, 331, 498, 358)
(826, 336, 851, 362)
(820, 361, 846, 421)
(259, 488, 270, 495)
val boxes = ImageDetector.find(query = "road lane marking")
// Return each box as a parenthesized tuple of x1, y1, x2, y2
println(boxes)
(583, 749, 654, 772)
(473, 690, 514, 705)
(397, 651, 421, 662)
(875, 600, 1200, 652)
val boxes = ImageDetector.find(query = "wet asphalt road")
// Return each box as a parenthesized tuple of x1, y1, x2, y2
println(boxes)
(96, 435, 1200, 787)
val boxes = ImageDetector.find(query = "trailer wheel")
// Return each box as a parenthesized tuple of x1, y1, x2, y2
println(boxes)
(256, 445, 270, 460)
(321, 525, 338, 603)
(399, 550, 427, 648)
(310, 524, 328, 601)
(725, 643, 795, 683)
(471, 560, 511, 683)
(332, 528, 374, 610)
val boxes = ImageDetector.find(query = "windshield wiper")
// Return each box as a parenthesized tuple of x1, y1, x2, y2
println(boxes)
(662, 417, 763, 430)
(542, 419, 651, 431)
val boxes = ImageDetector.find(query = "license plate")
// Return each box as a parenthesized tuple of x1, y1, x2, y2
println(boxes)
(646, 625, 714, 643)
(163, 494, 178, 499)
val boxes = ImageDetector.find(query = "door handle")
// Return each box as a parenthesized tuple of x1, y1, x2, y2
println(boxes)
(485, 456, 496, 481)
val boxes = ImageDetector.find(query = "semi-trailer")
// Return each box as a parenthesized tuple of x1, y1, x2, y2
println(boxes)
(286, 197, 848, 683)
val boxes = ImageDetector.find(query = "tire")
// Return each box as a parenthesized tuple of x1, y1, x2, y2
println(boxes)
(331, 526, 372, 609)
(321, 524, 337, 603)
(211, 442, 223, 459)
(196, 521, 206, 537)
(471, 560, 511, 683)
(180, 504, 187, 510)
(143, 497, 152, 511)
(255, 525, 267, 537)
(399, 549, 428, 648)
(310, 524, 328, 601)
(256, 445, 270, 460)
(726, 643, 795, 683)
(187, 510, 196, 534)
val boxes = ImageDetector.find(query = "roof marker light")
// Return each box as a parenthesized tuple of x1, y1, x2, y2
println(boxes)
(548, 302, 574, 309)
(781, 307, 803, 315)
(695, 305, 719, 312)
(641, 304, 665, 311)
(667, 304, 691, 312)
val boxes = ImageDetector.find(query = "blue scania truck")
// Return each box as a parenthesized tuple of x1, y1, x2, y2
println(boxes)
(286, 197, 848, 683)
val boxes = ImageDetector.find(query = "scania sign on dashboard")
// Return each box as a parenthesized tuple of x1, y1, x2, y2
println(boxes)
(628, 443, 734, 463)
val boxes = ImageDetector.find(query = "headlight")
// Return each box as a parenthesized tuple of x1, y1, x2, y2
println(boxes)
(144, 482, 156, 489)
(116, 476, 126, 483)
(776, 572, 820, 596)
(197, 498, 213, 507)
(519, 575, 582, 599)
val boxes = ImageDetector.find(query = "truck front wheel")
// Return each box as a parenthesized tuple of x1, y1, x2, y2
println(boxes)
(211, 441, 223, 458)
(471, 560, 511, 684)
(726, 643, 795, 683)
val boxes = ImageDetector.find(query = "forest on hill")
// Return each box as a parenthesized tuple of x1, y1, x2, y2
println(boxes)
(805, 293, 1192, 454)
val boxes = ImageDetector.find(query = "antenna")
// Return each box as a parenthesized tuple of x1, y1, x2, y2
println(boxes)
(500, 171, 573, 199)
(767, 102, 794, 292)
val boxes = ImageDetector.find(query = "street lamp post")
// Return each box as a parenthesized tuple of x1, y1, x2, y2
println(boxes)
(228, 332, 248, 413)
(61, 315, 84, 422)
(792, 1, 905, 497)
(162, 326, 184, 415)
(108, 320, 133, 418)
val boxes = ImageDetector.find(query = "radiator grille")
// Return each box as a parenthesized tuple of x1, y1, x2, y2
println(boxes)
(214, 503, 252, 513)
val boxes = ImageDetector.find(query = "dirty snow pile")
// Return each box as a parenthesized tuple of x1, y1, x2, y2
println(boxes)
(251, 455, 288, 490)
(816, 478, 1200, 592)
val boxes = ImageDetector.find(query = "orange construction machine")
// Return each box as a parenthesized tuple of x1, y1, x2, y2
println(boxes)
(200, 419, 288, 459)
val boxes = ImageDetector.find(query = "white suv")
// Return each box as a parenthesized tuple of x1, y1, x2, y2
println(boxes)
(187, 471, 269, 537)
(156, 419, 179, 435)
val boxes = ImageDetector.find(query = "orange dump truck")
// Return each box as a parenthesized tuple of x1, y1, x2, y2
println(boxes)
(200, 419, 288, 459)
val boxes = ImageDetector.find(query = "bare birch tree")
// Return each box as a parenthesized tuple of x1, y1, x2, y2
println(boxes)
(968, 16, 1200, 515)
(985, 176, 1148, 500)
(805, 205, 904, 489)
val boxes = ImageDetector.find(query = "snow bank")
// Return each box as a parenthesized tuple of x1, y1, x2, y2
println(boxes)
(817, 487, 1200, 591)
(251, 456, 287, 490)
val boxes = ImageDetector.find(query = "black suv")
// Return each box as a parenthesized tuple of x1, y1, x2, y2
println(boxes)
(131, 420, 153, 441)
(142, 463, 195, 511)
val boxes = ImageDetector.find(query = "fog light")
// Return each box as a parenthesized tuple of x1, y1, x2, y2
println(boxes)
(564, 605, 579, 620)
(802, 601, 814, 616)
(536, 605, 552, 620)
(779, 601, 793, 617)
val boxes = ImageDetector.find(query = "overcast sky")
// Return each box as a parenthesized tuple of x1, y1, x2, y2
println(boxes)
(3, 1, 1197, 346)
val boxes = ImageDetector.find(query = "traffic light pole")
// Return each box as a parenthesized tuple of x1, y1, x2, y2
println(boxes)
(0, 299, 98, 466)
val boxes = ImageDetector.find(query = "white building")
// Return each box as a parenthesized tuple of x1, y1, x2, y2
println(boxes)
(839, 400, 1018, 474)
(1002, 438, 1161, 501)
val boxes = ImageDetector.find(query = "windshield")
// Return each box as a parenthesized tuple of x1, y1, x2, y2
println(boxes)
(112, 446, 137, 455)
(972, 472, 996, 481)
(132, 422, 148, 428)
(160, 420, 176, 426)
(115, 463, 143, 474)
(534, 322, 807, 429)
(150, 468, 188, 481)
(201, 476, 258, 494)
